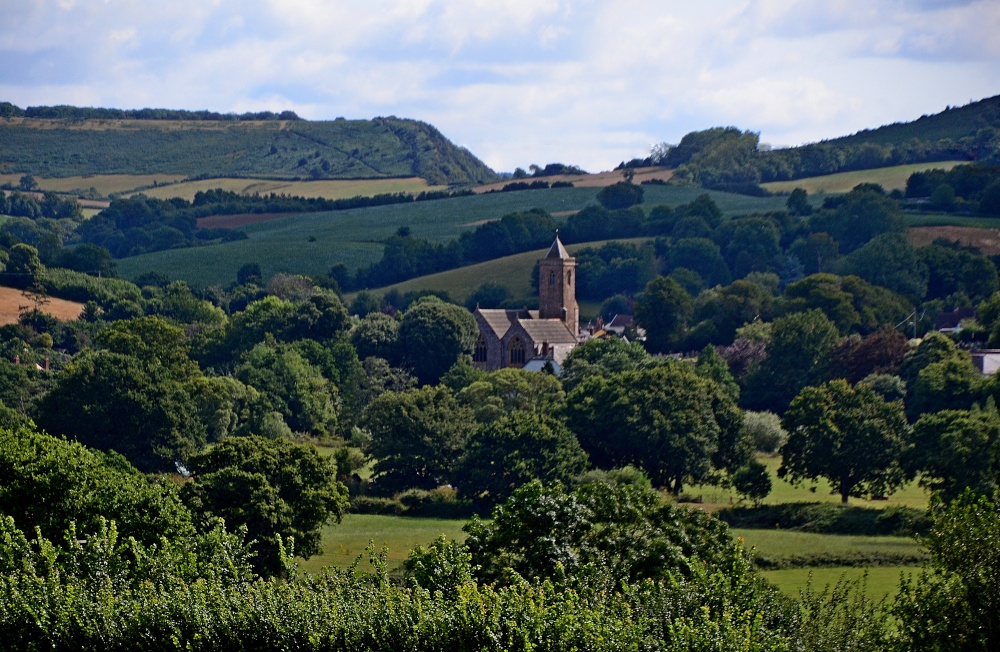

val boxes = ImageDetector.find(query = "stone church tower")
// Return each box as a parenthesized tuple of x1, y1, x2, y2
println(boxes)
(537, 233, 578, 337)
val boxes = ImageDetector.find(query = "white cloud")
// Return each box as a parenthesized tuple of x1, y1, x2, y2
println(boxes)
(0, 1, 998, 171)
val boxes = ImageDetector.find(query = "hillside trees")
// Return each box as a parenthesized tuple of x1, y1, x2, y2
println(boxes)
(634, 276, 693, 353)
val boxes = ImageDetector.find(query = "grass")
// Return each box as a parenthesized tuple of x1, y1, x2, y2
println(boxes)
(762, 566, 914, 600)
(118, 185, 789, 288)
(761, 161, 965, 195)
(732, 529, 922, 561)
(903, 212, 1000, 229)
(353, 238, 653, 306)
(299, 514, 468, 574)
(683, 455, 931, 511)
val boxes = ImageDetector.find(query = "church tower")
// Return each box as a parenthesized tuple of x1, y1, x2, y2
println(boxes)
(538, 233, 579, 337)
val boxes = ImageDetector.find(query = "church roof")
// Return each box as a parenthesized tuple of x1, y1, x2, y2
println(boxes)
(475, 308, 576, 344)
(520, 320, 577, 344)
(544, 234, 571, 260)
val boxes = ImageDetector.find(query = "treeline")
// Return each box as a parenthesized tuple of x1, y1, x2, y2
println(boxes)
(620, 95, 1000, 190)
(0, 101, 301, 121)
(905, 163, 1000, 214)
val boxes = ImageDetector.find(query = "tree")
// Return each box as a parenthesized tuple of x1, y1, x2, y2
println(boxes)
(909, 408, 1000, 501)
(181, 436, 347, 576)
(893, 492, 1000, 651)
(780, 379, 909, 503)
(5, 243, 43, 289)
(565, 363, 741, 494)
(456, 367, 566, 423)
(18, 174, 37, 192)
(350, 311, 401, 363)
(634, 276, 693, 353)
(559, 337, 656, 390)
(463, 478, 740, 586)
(236, 341, 340, 437)
(786, 188, 813, 216)
(695, 344, 739, 401)
(398, 298, 478, 384)
(596, 181, 644, 210)
(743, 309, 840, 412)
(455, 412, 589, 509)
(35, 350, 206, 473)
(841, 232, 928, 302)
(362, 385, 476, 493)
(0, 424, 194, 546)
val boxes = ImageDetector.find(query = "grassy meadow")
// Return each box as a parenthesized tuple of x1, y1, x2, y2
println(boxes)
(0, 173, 187, 196)
(304, 452, 929, 603)
(118, 184, 790, 288)
(761, 161, 965, 195)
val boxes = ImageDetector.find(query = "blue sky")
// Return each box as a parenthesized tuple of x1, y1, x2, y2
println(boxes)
(1, 1, 998, 172)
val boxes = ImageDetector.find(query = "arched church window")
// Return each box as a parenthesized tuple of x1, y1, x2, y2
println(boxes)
(508, 336, 526, 366)
(473, 334, 488, 363)
(549, 270, 556, 286)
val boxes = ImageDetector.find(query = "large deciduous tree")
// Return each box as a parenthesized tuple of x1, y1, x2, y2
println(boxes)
(780, 379, 909, 503)
(565, 362, 742, 494)
(634, 276, 693, 354)
(908, 408, 1000, 501)
(398, 298, 478, 385)
(362, 385, 476, 493)
(455, 412, 588, 509)
(181, 436, 348, 576)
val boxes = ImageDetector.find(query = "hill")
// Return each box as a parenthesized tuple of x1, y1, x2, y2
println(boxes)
(116, 184, 790, 287)
(0, 109, 498, 187)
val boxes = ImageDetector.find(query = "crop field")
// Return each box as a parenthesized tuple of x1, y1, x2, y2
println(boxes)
(0, 173, 187, 196)
(0, 286, 84, 324)
(118, 185, 789, 287)
(761, 161, 965, 195)
(129, 176, 446, 202)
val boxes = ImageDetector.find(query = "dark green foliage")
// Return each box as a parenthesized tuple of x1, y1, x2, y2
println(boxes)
(780, 379, 909, 503)
(182, 436, 348, 575)
(841, 233, 928, 302)
(743, 309, 841, 412)
(397, 298, 477, 385)
(909, 407, 1000, 500)
(893, 491, 1000, 651)
(350, 311, 401, 363)
(0, 113, 497, 185)
(455, 412, 589, 509)
(362, 385, 476, 492)
(35, 350, 206, 472)
(559, 336, 657, 390)
(596, 181, 644, 210)
(565, 362, 741, 494)
(808, 187, 905, 254)
(830, 326, 909, 383)
(455, 367, 565, 423)
(634, 276, 693, 353)
(0, 425, 194, 545)
(732, 459, 771, 506)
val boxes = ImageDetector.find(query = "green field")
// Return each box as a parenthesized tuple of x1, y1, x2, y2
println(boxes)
(761, 161, 965, 195)
(762, 566, 913, 600)
(118, 185, 789, 288)
(0, 172, 187, 196)
(685, 455, 930, 510)
(300, 514, 468, 574)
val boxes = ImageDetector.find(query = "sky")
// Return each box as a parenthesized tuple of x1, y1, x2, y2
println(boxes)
(1, 1, 998, 173)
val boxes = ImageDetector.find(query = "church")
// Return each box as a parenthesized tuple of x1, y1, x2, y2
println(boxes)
(472, 234, 580, 371)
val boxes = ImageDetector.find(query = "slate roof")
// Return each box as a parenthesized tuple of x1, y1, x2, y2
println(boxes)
(545, 234, 571, 259)
(520, 319, 577, 344)
(477, 309, 523, 338)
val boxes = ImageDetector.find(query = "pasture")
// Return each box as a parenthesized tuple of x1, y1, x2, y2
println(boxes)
(761, 161, 965, 195)
(762, 566, 912, 600)
(117, 184, 789, 288)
